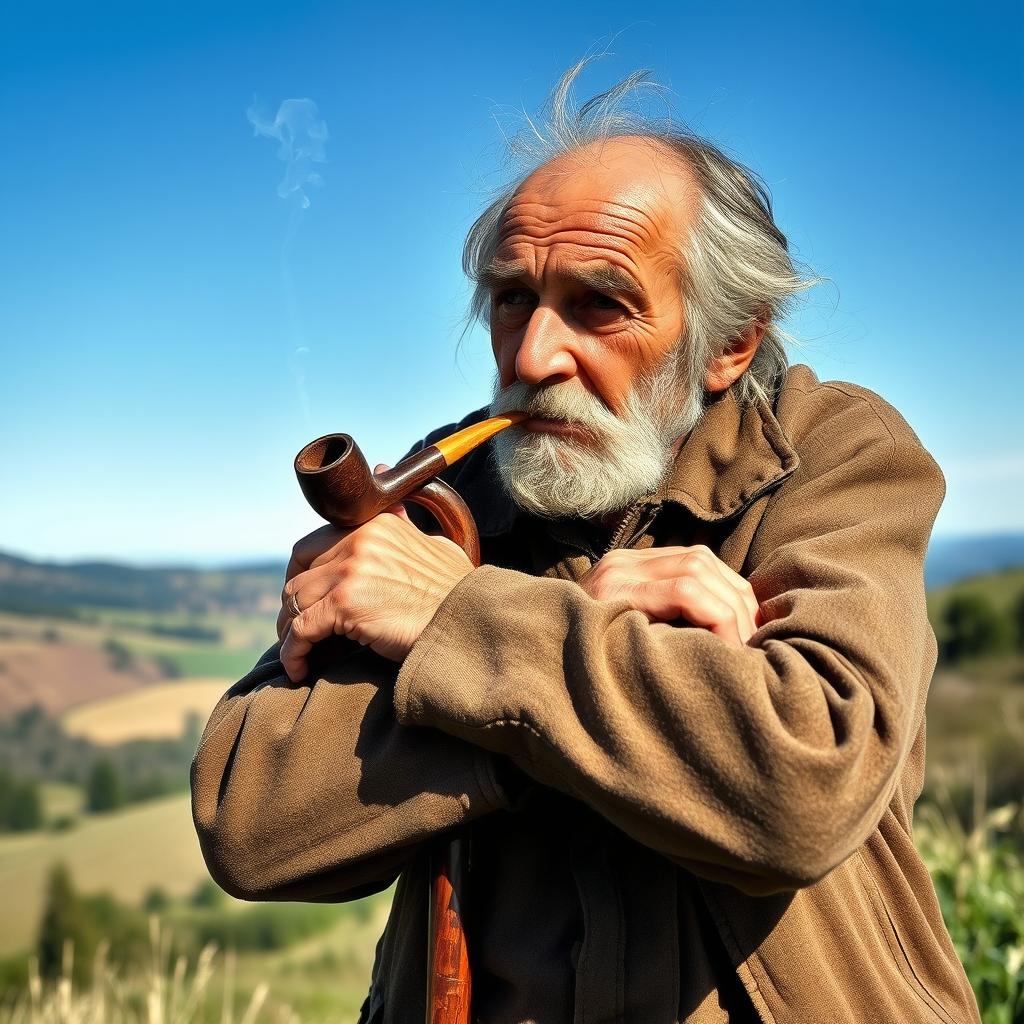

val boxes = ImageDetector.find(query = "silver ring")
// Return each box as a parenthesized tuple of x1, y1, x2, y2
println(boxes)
(288, 593, 302, 618)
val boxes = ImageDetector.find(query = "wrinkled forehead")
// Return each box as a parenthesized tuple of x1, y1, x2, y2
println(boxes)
(495, 137, 697, 265)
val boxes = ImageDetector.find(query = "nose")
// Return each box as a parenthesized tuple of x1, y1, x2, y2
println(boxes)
(512, 305, 578, 387)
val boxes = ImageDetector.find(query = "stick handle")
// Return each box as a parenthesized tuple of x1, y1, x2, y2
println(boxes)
(426, 836, 471, 1024)
(405, 479, 481, 567)
(407, 481, 476, 1024)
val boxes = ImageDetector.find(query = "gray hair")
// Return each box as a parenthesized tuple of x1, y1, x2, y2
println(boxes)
(463, 59, 819, 408)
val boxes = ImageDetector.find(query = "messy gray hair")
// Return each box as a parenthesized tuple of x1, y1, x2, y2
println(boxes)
(463, 59, 819, 408)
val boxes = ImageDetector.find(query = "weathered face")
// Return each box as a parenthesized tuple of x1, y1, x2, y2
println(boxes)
(484, 138, 706, 519)
(485, 136, 695, 430)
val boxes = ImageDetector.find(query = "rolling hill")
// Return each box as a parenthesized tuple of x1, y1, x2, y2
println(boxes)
(0, 552, 285, 618)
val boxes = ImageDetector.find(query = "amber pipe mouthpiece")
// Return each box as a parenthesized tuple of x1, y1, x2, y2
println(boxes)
(294, 413, 526, 530)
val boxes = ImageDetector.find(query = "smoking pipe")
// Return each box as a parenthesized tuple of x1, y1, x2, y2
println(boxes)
(295, 413, 525, 566)
(293, 410, 525, 1024)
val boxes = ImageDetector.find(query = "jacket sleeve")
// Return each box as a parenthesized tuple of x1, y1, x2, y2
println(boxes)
(191, 424, 515, 901)
(190, 639, 510, 901)
(392, 398, 946, 897)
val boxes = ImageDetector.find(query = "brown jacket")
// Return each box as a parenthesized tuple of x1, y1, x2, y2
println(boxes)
(191, 363, 981, 1024)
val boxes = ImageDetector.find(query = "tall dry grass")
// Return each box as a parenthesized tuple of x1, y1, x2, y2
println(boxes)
(0, 919, 291, 1024)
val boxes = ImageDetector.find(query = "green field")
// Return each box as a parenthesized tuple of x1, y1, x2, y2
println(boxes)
(39, 782, 85, 821)
(0, 794, 211, 956)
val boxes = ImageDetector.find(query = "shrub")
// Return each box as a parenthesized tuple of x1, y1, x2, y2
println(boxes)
(916, 797, 1024, 1023)
(0, 770, 43, 832)
(102, 637, 135, 672)
(86, 759, 123, 813)
(143, 887, 171, 913)
(189, 879, 224, 909)
(1012, 590, 1024, 655)
(941, 593, 1012, 662)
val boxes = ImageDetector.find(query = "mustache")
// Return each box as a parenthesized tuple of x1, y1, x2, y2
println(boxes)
(489, 380, 621, 439)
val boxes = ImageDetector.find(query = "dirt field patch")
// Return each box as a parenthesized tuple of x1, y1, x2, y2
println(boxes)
(0, 633, 151, 716)
(62, 679, 231, 744)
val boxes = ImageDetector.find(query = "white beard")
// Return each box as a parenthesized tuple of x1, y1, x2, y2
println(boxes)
(488, 347, 705, 520)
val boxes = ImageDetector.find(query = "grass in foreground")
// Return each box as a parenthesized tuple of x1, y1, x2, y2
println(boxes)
(0, 921, 289, 1024)
(915, 794, 1023, 1024)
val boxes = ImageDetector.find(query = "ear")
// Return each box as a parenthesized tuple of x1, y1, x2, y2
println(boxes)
(704, 318, 767, 395)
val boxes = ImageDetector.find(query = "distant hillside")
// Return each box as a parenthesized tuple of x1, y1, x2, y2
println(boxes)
(0, 532, 1021, 617)
(0, 552, 285, 617)
(925, 533, 1024, 589)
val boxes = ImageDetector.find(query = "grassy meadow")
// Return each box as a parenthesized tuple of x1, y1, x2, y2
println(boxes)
(0, 559, 1021, 1022)
(0, 795, 209, 957)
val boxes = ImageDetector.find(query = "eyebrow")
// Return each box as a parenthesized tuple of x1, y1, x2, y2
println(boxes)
(478, 257, 649, 308)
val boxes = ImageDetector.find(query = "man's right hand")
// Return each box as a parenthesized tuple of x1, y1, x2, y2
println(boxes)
(275, 463, 412, 645)
(277, 522, 354, 642)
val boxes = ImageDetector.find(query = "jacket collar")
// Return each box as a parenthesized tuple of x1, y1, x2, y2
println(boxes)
(656, 382, 800, 522)
(454, 374, 800, 538)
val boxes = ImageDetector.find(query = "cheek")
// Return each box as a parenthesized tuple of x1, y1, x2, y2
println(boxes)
(569, 341, 632, 412)
(490, 329, 519, 386)
(579, 327, 668, 406)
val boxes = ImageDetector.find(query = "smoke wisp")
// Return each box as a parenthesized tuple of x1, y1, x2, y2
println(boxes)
(246, 98, 328, 209)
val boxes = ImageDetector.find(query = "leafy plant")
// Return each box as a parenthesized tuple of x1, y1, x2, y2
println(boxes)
(915, 795, 1023, 1023)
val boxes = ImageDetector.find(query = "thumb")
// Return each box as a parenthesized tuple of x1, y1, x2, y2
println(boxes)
(373, 463, 412, 523)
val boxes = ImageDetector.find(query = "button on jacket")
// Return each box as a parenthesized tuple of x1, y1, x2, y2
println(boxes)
(191, 363, 981, 1023)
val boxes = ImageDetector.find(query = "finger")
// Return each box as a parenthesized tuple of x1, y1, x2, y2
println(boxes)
(679, 555, 756, 638)
(278, 620, 311, 683)
(279, 603, 335, 682)
(702, 555, 761, 628)
(374, 463, 411, 523)
(286, 524, 351, 582)
(281, 569, 343, 622)
(620, 550, 753, 637)
(675, 569, 755, 642)
(632, 548, 759, 633)
(634, 576, 745, 647)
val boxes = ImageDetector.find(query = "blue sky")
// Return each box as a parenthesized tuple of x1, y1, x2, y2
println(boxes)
(1, 0, 1021, 564)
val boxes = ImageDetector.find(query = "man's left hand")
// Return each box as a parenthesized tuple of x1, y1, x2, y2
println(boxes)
(579, 545, 763, 648)
(278, 466, 475, 680)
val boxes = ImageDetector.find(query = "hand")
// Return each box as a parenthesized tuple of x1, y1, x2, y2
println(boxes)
(578, 545, 763, 648)
(278, 465, 475, 680)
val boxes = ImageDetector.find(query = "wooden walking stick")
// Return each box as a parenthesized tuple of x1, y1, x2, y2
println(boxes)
(293, 412, 525, 1024)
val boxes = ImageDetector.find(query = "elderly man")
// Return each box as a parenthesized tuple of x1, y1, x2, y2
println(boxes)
(191, 66, 980, 1024)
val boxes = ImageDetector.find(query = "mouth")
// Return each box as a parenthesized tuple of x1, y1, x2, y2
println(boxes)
(521, 417, 598, 443)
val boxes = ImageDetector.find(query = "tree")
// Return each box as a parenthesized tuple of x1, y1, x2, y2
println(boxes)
(189, 878, 224, 909)
(37, 863, 96, 983)
(0, 769, 43, 832)
(143, 886, 170, 913)
(7, 778, 42, 831)
(102, 637, 134, 672)
(1011, 589, 1024, 654)
(154, 653, 183, 679)
(941, 592, 1011, 662)
(86, 758, 123, 813)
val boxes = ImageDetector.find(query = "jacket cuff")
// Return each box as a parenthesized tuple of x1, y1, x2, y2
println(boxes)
(396, 563, 513, 726)
(395, 564, 523, 802)
(394, 563, 538, 755)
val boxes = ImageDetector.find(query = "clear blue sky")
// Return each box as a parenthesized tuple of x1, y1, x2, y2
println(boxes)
(1, 0, 1021, 565)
